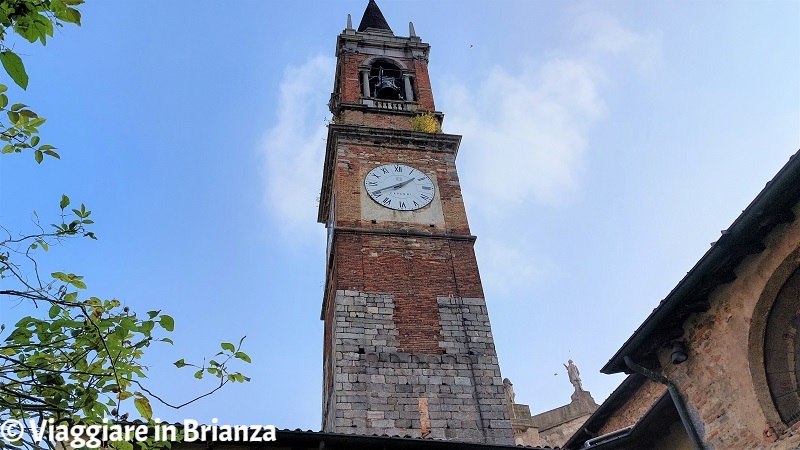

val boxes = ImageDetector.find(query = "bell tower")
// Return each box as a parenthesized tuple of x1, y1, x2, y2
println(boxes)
(318, 1, 514, 444)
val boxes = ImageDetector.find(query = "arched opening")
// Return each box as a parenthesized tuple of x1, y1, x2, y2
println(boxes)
(369, 61, 404, 100)
(764, 266, 800, 425)
(749, 245, 800, 431)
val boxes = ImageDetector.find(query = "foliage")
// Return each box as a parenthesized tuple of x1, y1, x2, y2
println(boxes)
(0, 0, 84, 163)
(0, 2, 250, 449)
(410, 111, 441, 133)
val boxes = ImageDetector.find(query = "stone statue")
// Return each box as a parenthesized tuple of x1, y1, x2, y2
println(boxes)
(503, 378, 515, 404)
(564, 359, 583, 392)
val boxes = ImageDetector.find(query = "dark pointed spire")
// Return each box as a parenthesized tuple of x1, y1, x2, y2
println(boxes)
(357, 0, 392, 33)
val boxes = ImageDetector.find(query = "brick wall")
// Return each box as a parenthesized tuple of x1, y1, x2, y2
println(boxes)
(597, 379, 666, 436)
(330, 233, 484, 353)
(322, 290, 513, 444)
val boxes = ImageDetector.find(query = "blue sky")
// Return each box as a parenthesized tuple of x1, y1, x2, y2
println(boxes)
(0, 0, 798, 431)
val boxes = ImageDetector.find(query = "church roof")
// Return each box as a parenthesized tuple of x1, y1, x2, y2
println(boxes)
(194, 428, 543, 449)
(358, 0, 393, 33)
(602, 148, 800, 374)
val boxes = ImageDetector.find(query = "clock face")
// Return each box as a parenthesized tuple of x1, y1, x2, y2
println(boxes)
(365, 164, 435, 211)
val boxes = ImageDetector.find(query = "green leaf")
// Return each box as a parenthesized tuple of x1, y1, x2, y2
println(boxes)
(118, 391, 133, 401)
(43, 149, 60, 159)
(0, 50, 28, 90)
(51, 0, 67, 14)
(1, 144, 13, 154)
(28, 117, 45, 127)
(10, 103, 25, 111)
(48, 304, 61, 319)
(234, 351, 252, 363)
(52, 271, 69, 282)
(7, 110, 19, 123)
(30, 136, 39, 146)
(60, 194, 70, 209)
(193, 369, 203, 379)
(173, 358, 186, 368)
(221, 342, 235, 352)
(162, 337, 174, 344)
(34, 149, 42, 163)
(159, 314, 174, 332)
(133, 396, 152, 420)
(57, 7, 82, 26)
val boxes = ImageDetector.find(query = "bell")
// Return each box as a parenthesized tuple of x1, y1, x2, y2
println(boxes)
(373, 67, 403, 100)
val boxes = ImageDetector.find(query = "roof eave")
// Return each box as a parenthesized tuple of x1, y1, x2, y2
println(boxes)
(602, 149, 800, 374)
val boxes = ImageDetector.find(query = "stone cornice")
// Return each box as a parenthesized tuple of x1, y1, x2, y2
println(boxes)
(334, 226, 476, 242)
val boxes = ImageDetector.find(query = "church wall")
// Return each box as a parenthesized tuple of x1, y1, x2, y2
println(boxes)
(654, 202, 800, 448)
(597, 379, 666, 436)
(594, 202, 800, 448)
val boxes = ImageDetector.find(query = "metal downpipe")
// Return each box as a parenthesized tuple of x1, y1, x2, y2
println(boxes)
(623, 356, 705, 450)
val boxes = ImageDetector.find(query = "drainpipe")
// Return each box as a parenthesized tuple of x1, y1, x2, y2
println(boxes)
(624, 356, 705, 450)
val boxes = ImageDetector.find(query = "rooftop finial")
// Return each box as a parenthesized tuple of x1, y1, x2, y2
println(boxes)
(409, 21, 416, 37)
(346, 14, 352, 30)
(357, 0, 392, 33)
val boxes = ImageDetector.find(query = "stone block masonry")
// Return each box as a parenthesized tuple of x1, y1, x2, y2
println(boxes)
(322, 290, 514, 445)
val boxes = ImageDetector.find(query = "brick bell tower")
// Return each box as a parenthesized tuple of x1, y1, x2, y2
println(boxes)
(317, 1, 514, 444)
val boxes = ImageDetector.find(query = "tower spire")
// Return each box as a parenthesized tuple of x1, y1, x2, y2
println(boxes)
(357, 0, 392, 33)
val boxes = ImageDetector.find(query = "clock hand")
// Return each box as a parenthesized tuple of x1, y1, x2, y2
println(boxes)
(373, 178, 414, 195)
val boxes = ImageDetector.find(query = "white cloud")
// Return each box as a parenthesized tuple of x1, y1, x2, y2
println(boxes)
(574, 11, 663, 72)
(259, 55, 335, 244)
(443, 57, 602, 208)
(443, 12, 659, 211)
(439, 11, 660, 294)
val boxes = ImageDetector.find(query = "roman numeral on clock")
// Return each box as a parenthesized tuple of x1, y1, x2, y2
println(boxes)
(364, 164, 435, 211)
